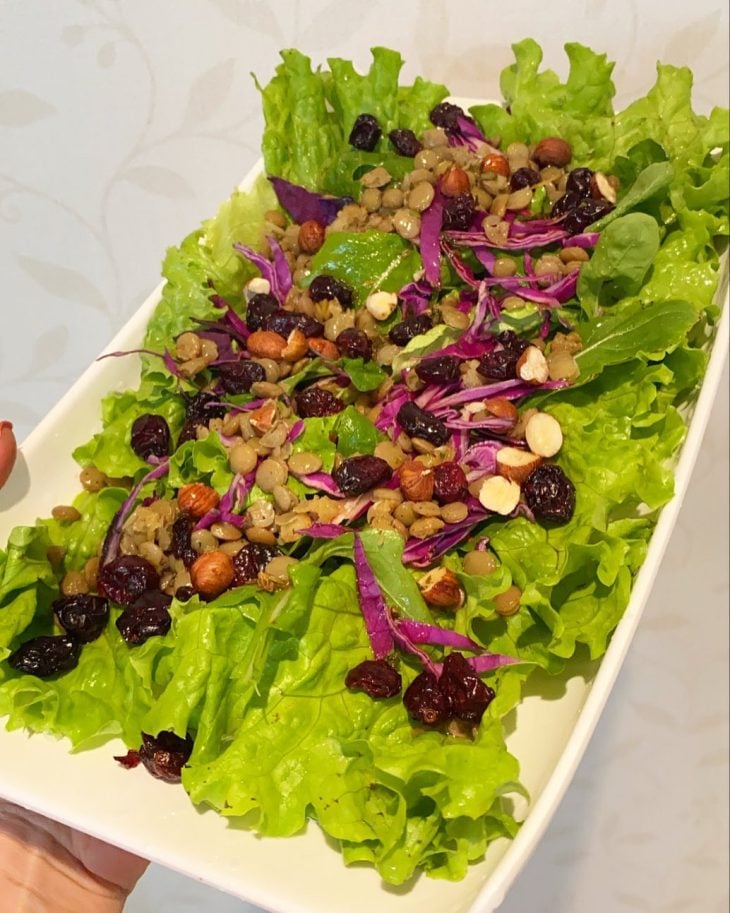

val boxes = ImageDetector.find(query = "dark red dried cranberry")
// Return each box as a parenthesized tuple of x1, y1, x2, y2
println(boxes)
(130, 414, 171, 462)
(308, 275, 354, 309)
(415, 355, 460, 385)
(336, 327, 372, 362)
(495, 330, 530, 355)
(170, 514, 197, 567)
(138, 731, 193, 783)
(7, 635, 81, 678)
(566, 167, 594, 197)
(429, 101, 467, 133)
(433, 462, 469, 504)
(98, 555, 160, 605)
(217, 360, 265, 394)
(397, 402, 450, 447)
(509, 167, 541, 191)
(388, 314, 433, 347)
(551, 190, 581, 220)
(52, 594, 109, 643)
(389, 128, 422, 157)
(174, 586, 195, 602)
(439, 652, 494, 723)
(522, 463, 576, 524)
(294, 386, 345, 418)
(345, 659, 402, 698)
(442, 193, 476, 231)
(116, 592, 172, 645)
(477, 349, 519, 381)
(114, 749, 141, 769)
(245, 292, 279, 331)
(332, 455, 391, 496)
(232, 542, 280, 586)
(263, 310, 324, 338)
(185, 391, 226, 425)
(563, 198, 613, 235)
(403, 671, 452, 726)
(349, 113, 381, 151)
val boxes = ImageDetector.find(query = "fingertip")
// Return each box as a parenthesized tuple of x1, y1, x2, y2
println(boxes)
(0, 421, 18, 489)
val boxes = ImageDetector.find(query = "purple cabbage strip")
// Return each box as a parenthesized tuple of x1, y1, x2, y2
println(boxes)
(472, 246, 497, 275)
(448, 114, 494, 153)
(98, 348, 186, 381)
(561, 231, 599, 249)
(287, 420, 304, 443)
(432, 652, 522, 675)
(353, 536, 395, 660)
(403, 515, 483, 568)
(100, 460, 170, 566)
(395, 619, 481, 652)
(233, 241, 291, 305)
(269, 176, 350, 226)
(268, 235, 293, 301)
(398, 278, 433, 316)
(302, 523, 347, 540)
(461, 442, 502, 475)
(446, 227, 569, 252)
(298, 471, 343, 497)
(210, 294, 251, 339)
(419, 190, 445, 286)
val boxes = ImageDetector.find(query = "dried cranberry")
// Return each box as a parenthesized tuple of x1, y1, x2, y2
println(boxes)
(130, 414, 171, 462)
(245, 293, 279, 331)
(7, 635, 81, 678)
(217, 360, 265, 394)
(415, 355, 460, 385)
(263, 310, 324, 338)
(439, 652, 494, 723)
(566, 167, 594, 197)
(495, 330, 530, 355)
(389, 128, 422, 157)
(308, 275, 354, 309)
(174, 586, 195, 602)
(332, 455, 391, 496)
(116, 593, 172, 646)
(429, 101, 466, 133)
(397, 402, 450, 447)
(98, 555, 160, 605)
(477, 349, 519, 381)
(138, 731, 193, 783)
(336, 327, 372, 362)
(232, 542, 280, 586)
(52, 594, 109, 643)
(389, 314, 433, 347)
(563, 198, 613, 235)
(349, 113, 381, 151)
(551, 190, 581, 220)
(185, 391, 226, 425)
(433, 462, 469, 504)
(403, 671, 452, 726)
(114, 749, 141, 769)
(294, 386, 345, 418)
(345, 659, 402, 698)
(522, 463, 576, 524)
(170, 514, 197, 567)
(509, 167, 541, 191)
(442, 193, 476, 231)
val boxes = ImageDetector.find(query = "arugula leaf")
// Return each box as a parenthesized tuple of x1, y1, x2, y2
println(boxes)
(335, 406, 384, 457)
(341, 357, 387, 392)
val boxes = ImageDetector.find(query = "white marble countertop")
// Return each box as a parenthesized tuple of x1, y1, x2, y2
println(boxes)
(1, 4, 727, 912)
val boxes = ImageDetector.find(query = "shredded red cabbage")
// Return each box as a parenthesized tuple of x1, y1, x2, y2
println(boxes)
(269, 176, 349, 226)
(394, 619, 480, 651)
(233, 240, 292, 305)
(353, 536, 395, 660)
(398, 278, 433, 316)
(419, 191, 445, 286)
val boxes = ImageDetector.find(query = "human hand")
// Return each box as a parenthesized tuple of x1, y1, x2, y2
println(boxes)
(0, 799, 148, 913)
(0, 421, 17, 489)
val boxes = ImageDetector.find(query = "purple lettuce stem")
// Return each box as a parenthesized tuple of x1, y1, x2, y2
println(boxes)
(446, 227, 569, 252)
(561, 232, 599, 249)
(432, 652, 523, 675)
(269, 176, 350, 226)
(210, 294, 250, 338)
(233, 240, 292, 305)
(419, 189, 445, 286)
(395, 619, 481, 652)
(100, 460, 170, 567)
(353, 535, 395, 660)
(398, 278, 433, 316)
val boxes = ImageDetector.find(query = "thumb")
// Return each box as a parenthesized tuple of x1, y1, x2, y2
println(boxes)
(0, 421, 18, 489)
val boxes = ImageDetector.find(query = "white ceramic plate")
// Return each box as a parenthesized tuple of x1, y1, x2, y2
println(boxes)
(0, 135, 728, 913)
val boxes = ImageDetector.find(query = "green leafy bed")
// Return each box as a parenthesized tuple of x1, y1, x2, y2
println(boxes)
(0, 42, 727, 886)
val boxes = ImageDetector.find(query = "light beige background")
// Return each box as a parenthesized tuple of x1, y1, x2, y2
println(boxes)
(0, 3, 727, 912)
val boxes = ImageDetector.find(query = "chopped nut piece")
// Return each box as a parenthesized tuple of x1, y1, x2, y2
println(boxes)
(516, 346, 549, 385)
(525, 412, 563, 458)
(478, 475, 521, 515)
(365, 290, 399, 321)
(496, 447, 543, 484)
(417, 567, 464, 609)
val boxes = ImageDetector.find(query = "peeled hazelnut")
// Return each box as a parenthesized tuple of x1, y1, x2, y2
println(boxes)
(399, 460, 435, 502)
(247, 329, 287, 359)
(365, 290, 399, 321)
(178, 483, 219, 519)
(249, 400, 278, 435)
(190, 550, 235, 598)
(244, 277, 271, 300)
(298, 219, 325, 254)
(496, 446, 543, 484)
(484, 397, 519, 427)
(516, 346, 549, 385)
(439, 165, 471, 197)
(417, 567, 464, 609)
(481, 153, 510, 177)
(281, 328, 308, 362)
(478, 475, 521, 515)
(308, 337, 340, 361)
(525, 412, 563, 458)
(590, 172, 617, 204)
(532, 137, 572, 168)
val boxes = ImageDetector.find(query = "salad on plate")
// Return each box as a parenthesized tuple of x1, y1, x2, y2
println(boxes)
(0, 41, 727, 886)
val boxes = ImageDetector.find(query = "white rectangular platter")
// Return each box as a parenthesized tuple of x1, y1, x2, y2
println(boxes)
(0, 146, 727, 913)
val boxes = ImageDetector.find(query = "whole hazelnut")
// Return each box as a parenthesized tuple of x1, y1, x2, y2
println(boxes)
(190, 550, 235, 598)
(178, 483, 219, 519)
(298, 219, 325, 254)
(417, 567, 464, 609)
(533, 137, 572, 168)
(439, 165, 471, 198)
(398, 460, 435, 502)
